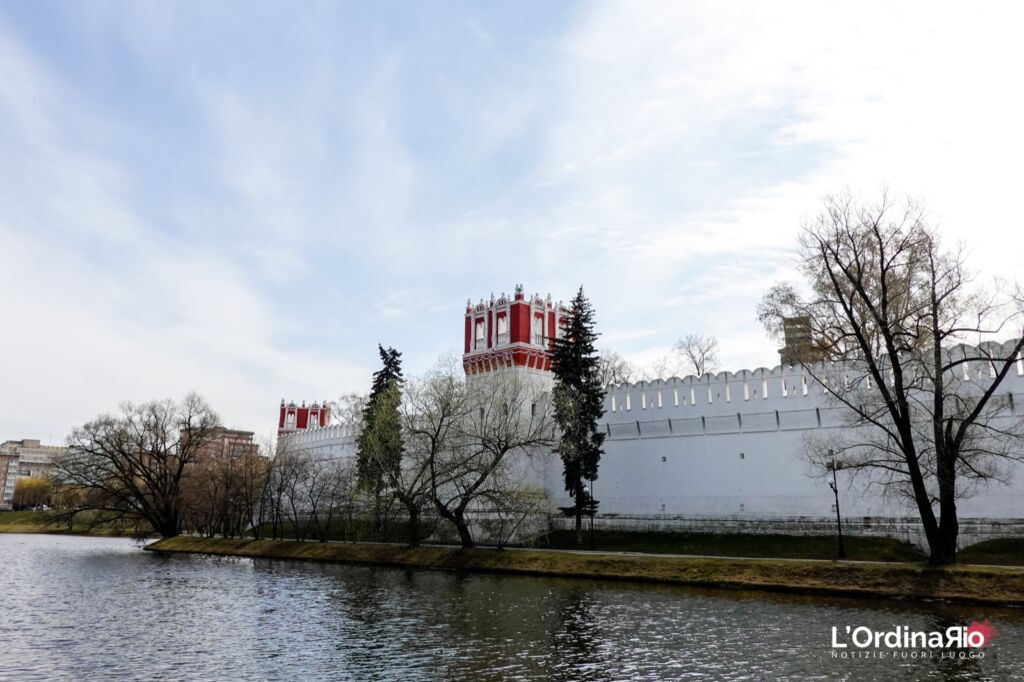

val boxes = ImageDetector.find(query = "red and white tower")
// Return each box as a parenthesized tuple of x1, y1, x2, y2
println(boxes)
(278, 399, 330, 437)
(463, 284, 567, 380)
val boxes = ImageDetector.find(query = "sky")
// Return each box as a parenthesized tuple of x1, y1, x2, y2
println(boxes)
(2, 1, 1022, 443)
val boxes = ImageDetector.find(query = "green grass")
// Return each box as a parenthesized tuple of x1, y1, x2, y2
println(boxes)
(536, 530, 926, 562)
(146, 536, 1024, 606)
(0, 510, 146, 536)
(958, 538, 1024, 566)
(249, 518, 438, 544)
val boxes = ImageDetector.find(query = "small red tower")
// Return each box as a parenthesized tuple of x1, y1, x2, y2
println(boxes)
(278, 399, 331, 437)
(463, 284, 567, 377)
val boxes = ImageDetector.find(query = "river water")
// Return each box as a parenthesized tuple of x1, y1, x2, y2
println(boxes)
(1, 534, 1021, 681)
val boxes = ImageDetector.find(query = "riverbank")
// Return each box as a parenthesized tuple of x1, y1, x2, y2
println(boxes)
(0, 510, 144, 536)
(538, 529, 925, 562)
(145, 536, 1024, 606)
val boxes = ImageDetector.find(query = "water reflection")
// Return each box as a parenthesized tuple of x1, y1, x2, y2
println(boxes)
(0, 534, 1021, 681)
(549, 586, 607, 682)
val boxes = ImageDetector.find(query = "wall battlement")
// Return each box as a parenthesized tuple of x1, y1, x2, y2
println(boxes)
(277, 424, 358, 462)
(602, 339, 1024, 429)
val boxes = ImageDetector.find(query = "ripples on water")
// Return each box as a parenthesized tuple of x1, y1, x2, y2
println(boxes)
(0, 534, 1021, 681)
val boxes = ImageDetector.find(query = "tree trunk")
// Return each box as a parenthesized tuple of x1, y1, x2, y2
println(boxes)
(574, 479, 584, 546)
(406, 503, 421, 547)
(156, 520, 179, 538)
(453, 510, 474, 549)
(374, 490, 383, 541)
(434, 498, 474, 549)
(932, 451, 959, 565)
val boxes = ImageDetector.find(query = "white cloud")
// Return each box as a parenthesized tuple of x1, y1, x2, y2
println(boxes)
(505, 1, 1024, 370)
(0, 20, 365, 441)
(4, 2, 1024, 441)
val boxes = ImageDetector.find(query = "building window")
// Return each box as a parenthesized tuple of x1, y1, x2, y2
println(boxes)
(739, 452, 745, 459)
(496, 314, 508, 343)
(532, 315, 543, 345)
(475, 319, 485, 348)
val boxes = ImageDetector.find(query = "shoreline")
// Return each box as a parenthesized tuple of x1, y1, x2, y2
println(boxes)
(145, 536, 1024, 607)
(0, 511, 141, 537)
(0, 527, 139, 537)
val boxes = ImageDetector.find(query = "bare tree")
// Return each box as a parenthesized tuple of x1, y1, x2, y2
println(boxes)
(596, 350, 638, 386)
(57, 394, 221, 537)
(758, 192, 1024, 564)
(398, 357, 471, 546)
(263, 441, 311, 540)
(331, 393, 367, 432)
(478, 473, 550, 549)
(180, 437, 266, 538)
(318, 458, 358, 542)
(432, 370, 555, 548)
(673, 334, 720, 376)
(638, 354, 683, 382)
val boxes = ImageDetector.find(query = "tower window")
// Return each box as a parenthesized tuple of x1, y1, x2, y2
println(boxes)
(475, 319, 485, 348)
(496, 314, 508, 342)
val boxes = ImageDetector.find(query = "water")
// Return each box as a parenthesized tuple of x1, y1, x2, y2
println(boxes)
(0, 534, 1021, 681)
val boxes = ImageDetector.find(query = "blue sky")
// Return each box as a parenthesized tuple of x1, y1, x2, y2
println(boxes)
(2, 1, 1022, 441)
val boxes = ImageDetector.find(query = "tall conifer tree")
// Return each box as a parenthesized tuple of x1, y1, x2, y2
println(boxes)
(356, 345, 404, 516)
(550, 286, 606, 543)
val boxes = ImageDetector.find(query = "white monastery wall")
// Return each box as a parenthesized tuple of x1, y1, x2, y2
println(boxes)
(285, 341, 1024, 547)
(544, 341, 1024, 547)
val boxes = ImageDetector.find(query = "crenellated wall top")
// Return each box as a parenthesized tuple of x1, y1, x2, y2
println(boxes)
(602, 339, 1024, 419)
(278, 423, 359, 447)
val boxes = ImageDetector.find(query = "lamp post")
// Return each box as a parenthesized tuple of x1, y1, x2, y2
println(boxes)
(583, 483, 596, 551)
(827, 448, 846, 559)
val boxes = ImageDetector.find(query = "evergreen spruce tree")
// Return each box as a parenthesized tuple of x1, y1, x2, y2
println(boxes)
(550, 286, 606, 544)
(356, 345, 404, 536)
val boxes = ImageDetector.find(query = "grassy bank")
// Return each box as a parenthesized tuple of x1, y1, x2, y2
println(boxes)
(958, 538, 1024, 566)
(538, 530, 924, 562)
(0, 510, 145, 537)
(145, 536, 1024, 606)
